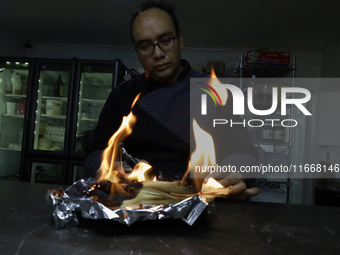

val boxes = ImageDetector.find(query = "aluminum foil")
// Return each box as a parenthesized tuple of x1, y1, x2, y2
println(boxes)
(47, 178, 211, 229)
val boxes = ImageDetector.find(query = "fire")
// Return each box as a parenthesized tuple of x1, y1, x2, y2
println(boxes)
(190, 119, 216, 169)
(96, 93, 154, 193)
(182, 119, 218, 191)
(202, 178, 223, 192)
(210, 67, 228, 106)
(128, 162, 152, 182)
(184, 119, 231, 195)
(182, 69, 231, 192)
(97, 94, 140, 183)
(95, 69, 230, 199)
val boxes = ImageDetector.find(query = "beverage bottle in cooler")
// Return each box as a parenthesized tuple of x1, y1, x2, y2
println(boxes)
(5, 78, 12, 94)
(11, 72, 22, 95)
(54, 75, 64, 97)
(18, 98, 26, 115)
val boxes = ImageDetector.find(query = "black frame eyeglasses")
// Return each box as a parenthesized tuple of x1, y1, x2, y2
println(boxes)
(134, 36, 177, 55)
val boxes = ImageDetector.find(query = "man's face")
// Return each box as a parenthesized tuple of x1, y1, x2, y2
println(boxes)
(132, 8, 184, 83)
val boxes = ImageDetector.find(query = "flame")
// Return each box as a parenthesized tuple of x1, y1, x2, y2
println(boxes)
(145, 71, 149, 79)
(153, 176, 157, 181)
(128, 162, 152, 182)
(210, 67, 228, 106)
(202, 178, 223, 192)
(182, 119, 217, 189)
(97, 94, 140, 183)
(96, 92, 154, 190)
(190, 119, 216, 168)
(181, 70, 230, 190)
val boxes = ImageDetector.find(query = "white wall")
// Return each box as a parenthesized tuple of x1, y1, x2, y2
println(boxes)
(318, 40, 340, 169)
(26, 43, 142, 71)
(0, 27, 26, 57)
(298, 40, 340, 206)
(321, 41, 340, 77)
(183, 49, 322, 78)
(311, 41, 340, 164)
(27, 43, 322, 78)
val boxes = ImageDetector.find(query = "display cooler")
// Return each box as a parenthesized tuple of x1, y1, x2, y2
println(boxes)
(0, 57, 129, 184)
(0, 57, 34, 181)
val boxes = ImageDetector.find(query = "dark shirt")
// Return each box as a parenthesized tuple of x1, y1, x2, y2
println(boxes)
(85, 60, 257, 180)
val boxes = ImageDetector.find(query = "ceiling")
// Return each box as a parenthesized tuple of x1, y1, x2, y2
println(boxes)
(0, 0, 339, 52)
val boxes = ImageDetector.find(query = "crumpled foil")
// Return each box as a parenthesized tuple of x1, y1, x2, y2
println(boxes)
(46, 178, 211, 229)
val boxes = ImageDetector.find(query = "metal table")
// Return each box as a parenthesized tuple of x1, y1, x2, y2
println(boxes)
(0, 179, 339, 255)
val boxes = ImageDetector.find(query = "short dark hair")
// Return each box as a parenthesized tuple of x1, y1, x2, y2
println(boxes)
(129, 0, 181, 44)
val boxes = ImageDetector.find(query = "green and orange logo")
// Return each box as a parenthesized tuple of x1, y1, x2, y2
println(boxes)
(197, 82, 222, 106)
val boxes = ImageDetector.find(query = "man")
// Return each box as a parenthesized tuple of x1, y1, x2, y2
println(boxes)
(85, 0, 259, 199)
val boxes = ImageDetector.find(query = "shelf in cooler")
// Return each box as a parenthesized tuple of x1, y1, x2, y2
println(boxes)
(41, 96, 68, 102)
(82, 84, 111, 88)
(81, 99, 106, 104)
(40, 114, 66, 119)
(80, 118, 99, 122)
(3, 114, 24, 118)
(4, 94, 26, 99)
(0, 147, 21, 151)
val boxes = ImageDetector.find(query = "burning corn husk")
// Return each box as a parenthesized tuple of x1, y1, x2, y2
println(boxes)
(121, 186, 187, 207)
(120, 179, 230, 207)
(143, 180, 194, 194)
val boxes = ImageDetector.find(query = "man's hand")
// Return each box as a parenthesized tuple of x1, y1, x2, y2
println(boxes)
(217, 173, 259, 200)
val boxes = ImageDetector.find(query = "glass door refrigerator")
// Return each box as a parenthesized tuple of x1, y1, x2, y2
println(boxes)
(23, 59, 76, 184)
(0, 57, 33, 181)
(22, 58, 129, 185)
(68, 59, 129, 183)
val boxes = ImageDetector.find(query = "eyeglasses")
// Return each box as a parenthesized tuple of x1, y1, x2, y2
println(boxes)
(134, 36, 177, 55)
